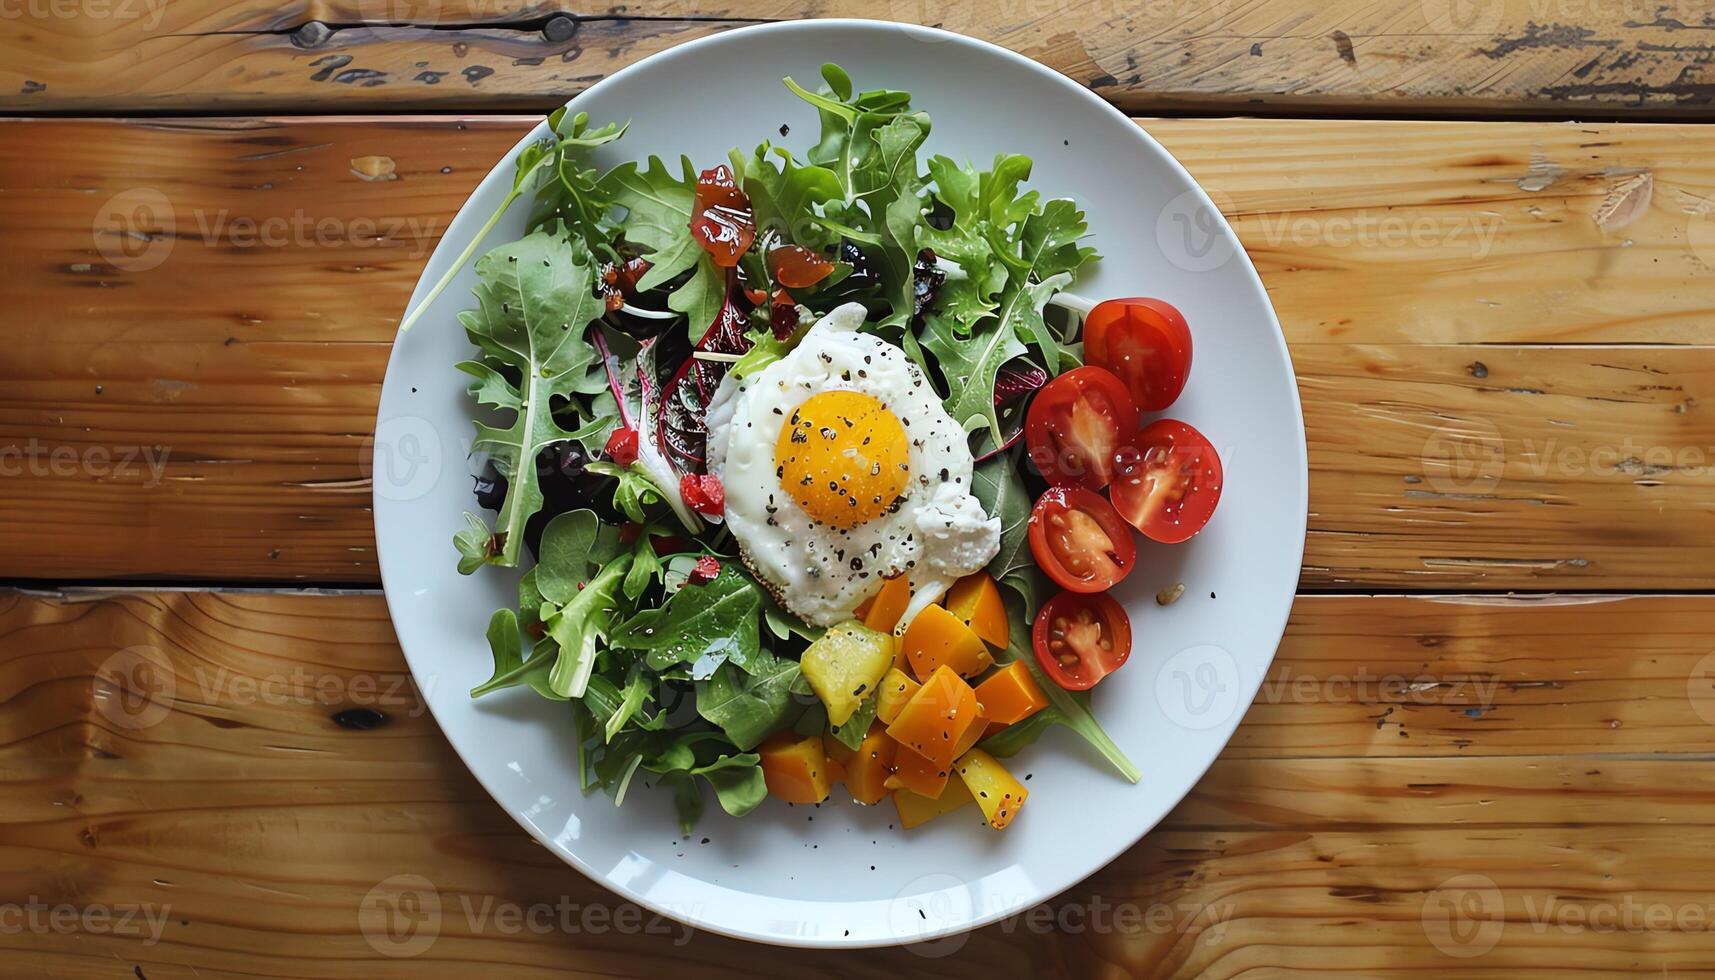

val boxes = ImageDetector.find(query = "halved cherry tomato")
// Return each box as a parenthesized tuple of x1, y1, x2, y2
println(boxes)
(1084, 298, 1192, 412)
(1027, 486, 1136, 593)
(1024, 366, 1138, 490)
(1032, 591, 1131, 691)
(1109, 419, 1223, 544)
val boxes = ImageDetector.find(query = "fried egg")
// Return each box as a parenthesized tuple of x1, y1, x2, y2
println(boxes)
(705, 303, 1000, 627)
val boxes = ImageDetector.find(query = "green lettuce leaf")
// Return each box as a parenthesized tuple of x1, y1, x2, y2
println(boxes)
(695, 657, 800, 751)
(544, 553, 635, 698)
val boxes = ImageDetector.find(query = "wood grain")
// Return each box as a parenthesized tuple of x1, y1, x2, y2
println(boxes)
(5, 1, 1715, 116)
(5, 588, 1714, 975)
(7, 115, 1715, 586)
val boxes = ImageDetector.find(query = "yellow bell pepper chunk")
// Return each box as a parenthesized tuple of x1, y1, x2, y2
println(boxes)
(954, 747, 1029, 829)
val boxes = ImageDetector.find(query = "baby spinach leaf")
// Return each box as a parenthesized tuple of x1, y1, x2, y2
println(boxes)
(827, 693, 878, 752)
(609, 566, 763, 675)
(535, 509, 614, 603)
(470, 609, 566, 700)
(691, 753, 767, 818)
(605, 660, 653, 742)
(545, 553, 635, 698)
(695, 658, 800, 751)
(972, 456, 1046, 617)
(456, 230, 608, 567)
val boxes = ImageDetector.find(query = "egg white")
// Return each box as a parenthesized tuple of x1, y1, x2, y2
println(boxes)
(705, 303, 1000, 627)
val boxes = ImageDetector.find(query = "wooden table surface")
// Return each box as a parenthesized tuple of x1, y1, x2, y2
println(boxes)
(6, 2, 1715, 976)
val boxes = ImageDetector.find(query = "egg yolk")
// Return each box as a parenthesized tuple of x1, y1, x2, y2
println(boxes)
(776, 391, 910, 529)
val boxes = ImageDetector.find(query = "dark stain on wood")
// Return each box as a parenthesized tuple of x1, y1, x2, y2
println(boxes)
(462, 66, 495, 85)
(332, 707, 390, 730)
(415, 71, 447, 85)
(1483, 23, 1619, 59)
(21, 80, 46, 94)
(307, 55, 353, 83)
(1331, 30, 1357, 66)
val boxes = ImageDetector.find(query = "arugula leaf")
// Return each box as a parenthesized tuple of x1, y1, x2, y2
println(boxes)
(922, 298, 1026, 445)
(610, 566, 764, 676)
(544, 553, 634, 698)
(695, 657, 800, 750)
(453, 512, 496, 575)
(986, 595, 1139, 783)
(667, 254, 726, 342)
(456, 230, 608, 567)
(971, 456, 1046, 616)
(401, 111, 624, 333)
(605, 660, 653, 742)
(734, 143, 849, 251)
(600, 155, 703, 292)
(470, 609, 565, 700)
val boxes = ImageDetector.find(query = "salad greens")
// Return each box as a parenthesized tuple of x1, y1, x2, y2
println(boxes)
(426, 64, 1136, 833)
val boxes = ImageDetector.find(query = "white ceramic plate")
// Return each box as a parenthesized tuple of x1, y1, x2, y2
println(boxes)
(374, 19, 1305, 949)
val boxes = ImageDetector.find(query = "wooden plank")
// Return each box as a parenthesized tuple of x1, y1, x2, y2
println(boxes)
(5, 589, 1715, 975)
(5, 1, 1715, 116)
(6, 115, 1715, 586)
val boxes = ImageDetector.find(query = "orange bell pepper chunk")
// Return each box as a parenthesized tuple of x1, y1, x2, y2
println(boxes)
(758, 732, 832, 804)
(885, 743, 950, 798)
(842, 723, 896, 805)
(885, 665, 981, 768)
(902, 604, 992, 680)
(944, 573, 1009, 649)
(876, 667, 920, 726)
(861, 574, 912, 634)
(973, 661, 1049, 726)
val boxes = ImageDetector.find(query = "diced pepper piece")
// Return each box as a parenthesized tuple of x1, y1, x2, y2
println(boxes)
(902, 604, 993, 680)
(821, 733, 854, 784)
(885, 743, 951, 798)
(973, 661, 1050, 726)
(886, 665, 981, 768)
(876, 667, 921, 726)
(862, 575, 912, 634)
(951, 711, 988, 760)
(893, 777, 976, 829)
(842, 723, 896, 805)
(759, 732, 833, 804)
(944, 573, 1009, 649)
(800, 620, 895, 726)
(954, 748, 1029, 829)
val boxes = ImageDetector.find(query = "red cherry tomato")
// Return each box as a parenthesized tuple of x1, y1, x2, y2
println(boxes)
(1027, 486, 1137, 593)
(1084, 298, 1192, 412)
(1024, 366, 1139, 490)
(1032, 591, 1132, 691)
(679, 474, 726, 517)
(1109, 419, 1223, 544)
(687, 555, 722, 585)
(604, 427, 640, 468)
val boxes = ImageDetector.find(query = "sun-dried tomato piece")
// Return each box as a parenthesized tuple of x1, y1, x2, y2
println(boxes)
(768, 244, 835, 289)
(689, 165, 755, 268)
